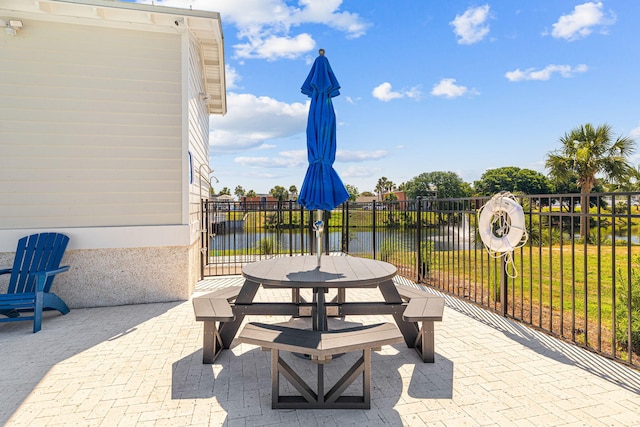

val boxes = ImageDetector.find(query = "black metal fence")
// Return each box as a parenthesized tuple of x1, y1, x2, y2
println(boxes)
(201, 193, 640, 368)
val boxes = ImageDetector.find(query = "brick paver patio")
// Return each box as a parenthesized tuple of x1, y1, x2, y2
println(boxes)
(1, 276, 639, 426)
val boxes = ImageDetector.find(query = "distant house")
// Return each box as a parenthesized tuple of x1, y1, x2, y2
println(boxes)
(356, 191, 407, 203)
(242, 194, 279, 209)
(211, 194, 235, 202)
(0, 0, 226, 307)
(387, 191, 408, 202)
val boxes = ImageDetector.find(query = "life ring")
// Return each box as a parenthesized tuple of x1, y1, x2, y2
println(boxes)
(478, 195, 526, 253)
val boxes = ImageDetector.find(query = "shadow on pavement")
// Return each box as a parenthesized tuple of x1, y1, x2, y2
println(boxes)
(0, 302, 181, 426)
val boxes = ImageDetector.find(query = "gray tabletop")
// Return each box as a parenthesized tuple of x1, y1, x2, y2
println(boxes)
(241, 255, 397, 288)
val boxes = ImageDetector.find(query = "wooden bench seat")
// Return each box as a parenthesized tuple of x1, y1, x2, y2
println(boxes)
(193, 289, 240, 364)
(396, 283, 433, 301)
(402, 297, 445, 362)
(237, 322, 403, 409)
(199, 285, 242, 302)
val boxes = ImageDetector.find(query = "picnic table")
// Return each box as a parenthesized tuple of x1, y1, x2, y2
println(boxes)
(193, 255, 445, 409)
(217, 255, 419, 346)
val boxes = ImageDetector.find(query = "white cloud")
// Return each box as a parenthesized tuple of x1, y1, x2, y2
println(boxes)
(372, 82, 422, 102)
(231, 148, 387, 172)
(336, 150, 388, 162)
(550, 2, 616, 41)
(234, 150, 306, 168)
(372, 82, 402, 102)
(341, 165, 381, 179)
(210, 92, 308, 153)
(290, 0, 368, 38)
(431, 78, 469, 98)
(450, 5, 491, 45)
(235, 33, 316, 61)
(630, 126, 640, 140)
(405, 86, 423, 100)
(141, 0, 368, 59)
(224, 65, 241, 90)
(505, 64, 588, 81)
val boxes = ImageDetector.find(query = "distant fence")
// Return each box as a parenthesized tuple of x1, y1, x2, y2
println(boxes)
(201, 192, 640, 368)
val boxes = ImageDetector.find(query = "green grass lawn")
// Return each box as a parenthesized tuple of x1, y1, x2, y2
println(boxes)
(421, 244, 640, 359)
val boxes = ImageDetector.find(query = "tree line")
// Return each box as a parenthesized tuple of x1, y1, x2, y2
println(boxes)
(215, 123, 637, 203)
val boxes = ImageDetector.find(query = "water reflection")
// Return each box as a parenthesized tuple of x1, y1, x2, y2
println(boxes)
(210, 227, 482, 254)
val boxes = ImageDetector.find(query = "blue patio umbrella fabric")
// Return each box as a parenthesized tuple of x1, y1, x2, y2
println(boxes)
(298, 51, 349, 211)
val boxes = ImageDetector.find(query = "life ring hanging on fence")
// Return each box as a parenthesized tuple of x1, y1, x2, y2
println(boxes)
(477, 193, 527, 253)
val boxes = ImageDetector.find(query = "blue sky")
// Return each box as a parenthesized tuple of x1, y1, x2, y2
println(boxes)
(135, 1, 640, 195)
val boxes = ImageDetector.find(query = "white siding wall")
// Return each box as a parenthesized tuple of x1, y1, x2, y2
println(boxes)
(0, 20, 183, 228)
(0, 12, 222, 307)
(187, 36, 211, 205)
(186, 34, 213, 291)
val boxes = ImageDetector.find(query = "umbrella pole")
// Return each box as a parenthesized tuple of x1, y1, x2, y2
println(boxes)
(314, 209, 324, 267)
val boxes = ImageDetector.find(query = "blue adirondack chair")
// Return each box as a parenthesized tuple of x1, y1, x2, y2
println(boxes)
(0, 233, 71, 333)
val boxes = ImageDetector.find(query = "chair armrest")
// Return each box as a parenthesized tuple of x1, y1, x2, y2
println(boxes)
(0, 268, 12, 275)
(34, 266, 70, 292)
(34, 266, 70, 278)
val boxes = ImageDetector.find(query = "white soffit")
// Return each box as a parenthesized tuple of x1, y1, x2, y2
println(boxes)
(0, 0, 227, 115)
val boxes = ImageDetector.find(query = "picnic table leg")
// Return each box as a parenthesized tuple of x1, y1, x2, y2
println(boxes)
(271, 349, 279, 408)
(312, 287, 328, 331)
(420, 320, 435, 363)
(328, 288, 345, 312)
(219, 279, 260, 347)
(202, 321, 222, 364)
(378, 280, 419, 347)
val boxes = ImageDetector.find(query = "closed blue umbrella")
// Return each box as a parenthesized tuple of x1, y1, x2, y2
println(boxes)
(298, 49, 349, 265)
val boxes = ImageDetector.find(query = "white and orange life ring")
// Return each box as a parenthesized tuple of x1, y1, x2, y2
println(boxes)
(477, 193, 527, 253)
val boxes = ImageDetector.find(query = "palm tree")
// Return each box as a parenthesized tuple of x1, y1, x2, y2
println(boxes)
(270, 185, 289, 201)
(605, 164, 640, 192)
(288, 185, 298, 201)
(375, 177, 396, 200)
(234, 185, 245, 199)
(545, 123, 636, 238)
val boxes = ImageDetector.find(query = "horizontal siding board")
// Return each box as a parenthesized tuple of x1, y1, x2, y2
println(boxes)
(0, 95, 182, 117)
(0, 111, 181, 127)
(5, 146, 180, 160)
(1, 86, 181, 108)
(1, 203, 181, 217)
(0, 211, 181, 229)
(0, 19, 186, 229)
(4, 179, 182, 193)
(4, 191, 182, 205)
(1, 123, 179, 138)
(3, 61, 180, 88)
(0, 156, 180, 171)
(3, 135, 179, 149)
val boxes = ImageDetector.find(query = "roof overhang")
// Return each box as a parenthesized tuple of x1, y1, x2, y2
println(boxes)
(0, 0, 227, 114)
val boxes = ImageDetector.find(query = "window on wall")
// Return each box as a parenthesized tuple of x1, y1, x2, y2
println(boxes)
(188, 151, 193, 184)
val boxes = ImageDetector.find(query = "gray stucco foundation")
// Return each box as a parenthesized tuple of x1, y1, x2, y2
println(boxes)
(1, 244, 198, 309)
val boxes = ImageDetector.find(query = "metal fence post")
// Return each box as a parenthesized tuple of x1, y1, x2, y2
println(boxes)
(324, 210, 330, 255)
(500, 254, 508, 316)
(342, 202, 349, 253)
(288, 200, 293, 257)
(372, 198, 377, 260)
(200, 199, 207, 280)
(416, 196, 422, 283)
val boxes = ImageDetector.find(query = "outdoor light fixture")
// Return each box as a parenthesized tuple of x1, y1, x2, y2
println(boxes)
(3, 19, 23, 36)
